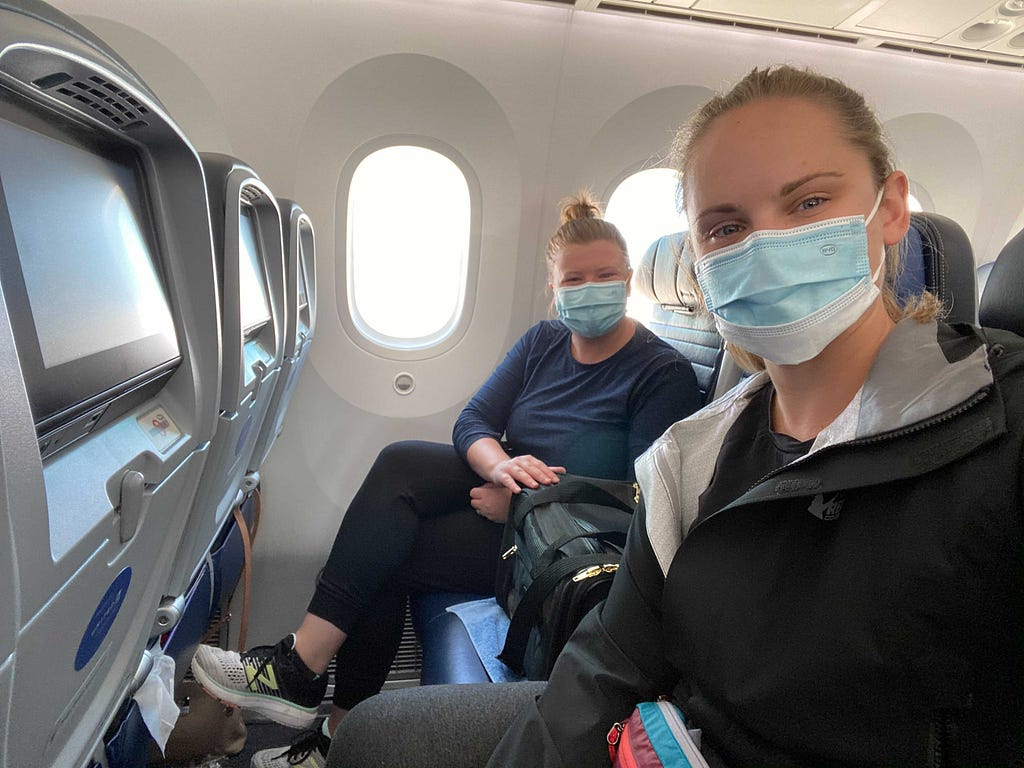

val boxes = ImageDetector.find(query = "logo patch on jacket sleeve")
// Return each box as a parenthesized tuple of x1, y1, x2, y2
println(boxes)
(808, 493, 843, 521)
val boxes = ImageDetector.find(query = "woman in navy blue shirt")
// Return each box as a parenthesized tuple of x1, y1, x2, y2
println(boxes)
(191, 192, 700, 766)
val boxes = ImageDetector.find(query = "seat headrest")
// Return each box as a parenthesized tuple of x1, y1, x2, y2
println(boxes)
(635, 232, 701, 313)
(979, 227, 1024, 337)
(897, 212, 977, 326)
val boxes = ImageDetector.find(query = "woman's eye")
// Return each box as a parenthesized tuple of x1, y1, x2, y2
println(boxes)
(797, 196, 826, 211)
(708, 223, 742, 240)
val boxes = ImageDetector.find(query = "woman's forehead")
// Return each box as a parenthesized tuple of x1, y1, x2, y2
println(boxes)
(554, 240, 628, 270)
(686, 97, 865, 205)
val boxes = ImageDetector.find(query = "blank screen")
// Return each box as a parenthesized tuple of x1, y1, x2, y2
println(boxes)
(0, 117, 175, 370)
(239, 206, 271, 335)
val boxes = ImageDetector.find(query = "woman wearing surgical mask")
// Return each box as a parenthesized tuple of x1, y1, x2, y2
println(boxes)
(190, 192, 701, 768)
(480, 65, 1024, 768)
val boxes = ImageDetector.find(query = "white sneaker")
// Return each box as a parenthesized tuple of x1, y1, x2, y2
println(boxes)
(190, 636, 325, 729)
(250, 719, 331, 768)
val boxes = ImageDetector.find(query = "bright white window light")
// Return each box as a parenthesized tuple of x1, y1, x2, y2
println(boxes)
(348, 145, 470, 347)
(907, 193, 924, 212)
(605, 168, 688, 321)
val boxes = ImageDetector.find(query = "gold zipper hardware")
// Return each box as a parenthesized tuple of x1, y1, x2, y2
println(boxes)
(501, 544, 518, 560)
(633, 482, 640, 504)
(572, 563, 619, 582)
(573, 565, 602, 582)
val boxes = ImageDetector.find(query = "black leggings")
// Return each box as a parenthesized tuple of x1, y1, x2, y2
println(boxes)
(306, 440, 503, 709)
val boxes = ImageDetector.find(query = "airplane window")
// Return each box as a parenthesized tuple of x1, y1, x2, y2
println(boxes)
(907, 193, 924, 212)
(347, 145, 470, 348)
(605, 167, 688, 322)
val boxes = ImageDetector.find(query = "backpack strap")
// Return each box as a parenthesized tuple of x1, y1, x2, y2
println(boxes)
(498, 552, 619, 675)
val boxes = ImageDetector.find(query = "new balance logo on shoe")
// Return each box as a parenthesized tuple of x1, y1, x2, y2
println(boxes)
(808, 493, 843, 521)
(249, 663, 279, 693)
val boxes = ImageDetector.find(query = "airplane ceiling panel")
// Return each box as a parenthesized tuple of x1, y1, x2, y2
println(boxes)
(691, 0, 864, 29)
(856, 0, 997, 39)
(525, 0, 1024, 67)
(931, 3, 1024, 53)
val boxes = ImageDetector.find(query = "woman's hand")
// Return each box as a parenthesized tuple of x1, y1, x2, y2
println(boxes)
(488, 454, 565, 493)
(469, 482, 514, 523)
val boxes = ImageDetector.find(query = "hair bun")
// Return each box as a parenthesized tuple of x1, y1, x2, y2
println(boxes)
(559, 190, 603, 225)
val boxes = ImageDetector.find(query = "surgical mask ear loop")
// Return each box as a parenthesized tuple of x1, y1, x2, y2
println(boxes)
(864, 186, 885, 227)
(865, 187, 886, 286)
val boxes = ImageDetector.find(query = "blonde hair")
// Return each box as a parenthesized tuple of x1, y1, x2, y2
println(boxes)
(545, 190, 629, 278)
(671, 65, 941, 372)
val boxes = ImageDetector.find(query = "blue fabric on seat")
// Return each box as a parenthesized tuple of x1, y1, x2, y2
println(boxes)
(896, 212, 977, 325)
(895, 224, 927, 303)
(445, 598, 525, 683)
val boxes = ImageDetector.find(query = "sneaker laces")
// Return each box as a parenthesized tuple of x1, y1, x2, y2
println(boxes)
(274, 723, 331, 765)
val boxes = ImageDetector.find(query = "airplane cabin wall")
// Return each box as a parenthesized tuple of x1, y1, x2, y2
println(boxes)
(49, 0, 1024, 644)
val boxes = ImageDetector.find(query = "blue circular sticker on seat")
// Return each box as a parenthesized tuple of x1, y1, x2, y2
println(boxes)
(75, 567, 132, 671)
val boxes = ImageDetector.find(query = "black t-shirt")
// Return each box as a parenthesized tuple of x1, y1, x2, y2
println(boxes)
(696, 382, 813, 525)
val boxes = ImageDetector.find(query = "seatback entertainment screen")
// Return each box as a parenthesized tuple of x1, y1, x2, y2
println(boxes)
(0, 112, 179, 433)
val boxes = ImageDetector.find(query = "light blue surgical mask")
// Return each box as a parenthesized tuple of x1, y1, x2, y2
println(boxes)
(556, 280, 628, 339)
(694, 190, 885, 365)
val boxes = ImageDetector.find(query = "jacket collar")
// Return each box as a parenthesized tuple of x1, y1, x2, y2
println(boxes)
(812, 318, 992, 450)
(636, 319, 998, 576)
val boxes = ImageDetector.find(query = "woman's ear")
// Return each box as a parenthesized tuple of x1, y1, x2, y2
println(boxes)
(625, 267, 633, 297)
(880, 171, 911, 247)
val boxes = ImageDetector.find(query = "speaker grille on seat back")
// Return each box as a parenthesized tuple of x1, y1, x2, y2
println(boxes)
(32, 71, 150, 130)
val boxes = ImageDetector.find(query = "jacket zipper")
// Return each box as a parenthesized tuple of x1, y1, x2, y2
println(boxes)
(929, 709, 959, 768)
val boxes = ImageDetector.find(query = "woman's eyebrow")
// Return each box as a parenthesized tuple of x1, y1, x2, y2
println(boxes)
(693, 204, 739, 230)
(779, 171, 844, 197)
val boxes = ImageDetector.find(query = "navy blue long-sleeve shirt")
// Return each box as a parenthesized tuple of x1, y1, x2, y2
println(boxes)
(452, 320, 700, 481)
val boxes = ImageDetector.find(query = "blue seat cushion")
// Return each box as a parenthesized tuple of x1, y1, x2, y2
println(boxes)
(410, 591, 490, 685)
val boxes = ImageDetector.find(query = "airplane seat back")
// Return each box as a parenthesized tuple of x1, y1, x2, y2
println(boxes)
(247, 198, 317, 473)
(634, 232, 722, 405)
(975, 260, 996, 316)
(167, 154, 286, 603)
(0, 2, 221, 767)
(898, 212, 978, 326)
(634, 232, 746, 403)
(979, 227, 1024, 337)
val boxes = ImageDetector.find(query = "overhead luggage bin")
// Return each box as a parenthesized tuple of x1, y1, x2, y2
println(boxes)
(0, 2, 221, 767)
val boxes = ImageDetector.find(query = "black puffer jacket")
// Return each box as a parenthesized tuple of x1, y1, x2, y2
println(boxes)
(489, 320, 1024, 768)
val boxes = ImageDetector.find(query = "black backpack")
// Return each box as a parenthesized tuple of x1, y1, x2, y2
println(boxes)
(495, 474, 637, 680)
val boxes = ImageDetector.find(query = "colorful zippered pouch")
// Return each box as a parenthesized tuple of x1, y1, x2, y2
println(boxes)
(607, 700, 710, 768)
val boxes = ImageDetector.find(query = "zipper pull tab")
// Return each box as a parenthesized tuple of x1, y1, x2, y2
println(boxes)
(607, 721, 624, 748)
